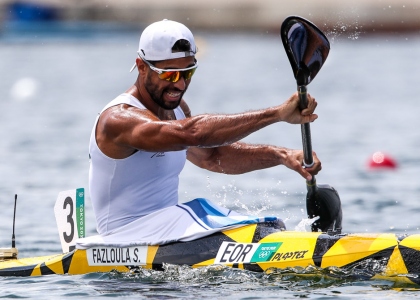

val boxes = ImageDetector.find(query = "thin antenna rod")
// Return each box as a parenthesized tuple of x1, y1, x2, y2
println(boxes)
(12, 194, 17, 248)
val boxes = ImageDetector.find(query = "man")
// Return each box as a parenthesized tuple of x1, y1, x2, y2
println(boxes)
(89, 19, 321, 236)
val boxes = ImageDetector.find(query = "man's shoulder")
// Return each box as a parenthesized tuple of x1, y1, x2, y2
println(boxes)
(101, 103, 154, 123)
(104, 93, 144, 110)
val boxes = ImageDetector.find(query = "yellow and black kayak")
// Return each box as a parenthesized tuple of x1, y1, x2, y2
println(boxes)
(1, 222, 419, 285)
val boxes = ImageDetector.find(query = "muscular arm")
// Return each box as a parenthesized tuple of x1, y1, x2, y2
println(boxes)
(131, 107, 282, 151)
(187, 142, 284, 174)
(187, 142, 320, 180)
(98, 92, 318, 157)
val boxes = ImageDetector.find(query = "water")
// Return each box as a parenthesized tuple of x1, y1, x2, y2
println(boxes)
(0, 23, 420, 298)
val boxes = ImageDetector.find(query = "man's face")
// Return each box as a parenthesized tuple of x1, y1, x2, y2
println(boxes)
(143, 56, 196, 110)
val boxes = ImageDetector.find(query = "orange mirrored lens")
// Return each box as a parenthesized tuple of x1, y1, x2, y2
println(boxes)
(158, 71, 179, 82)
(158, 68, 196, 83)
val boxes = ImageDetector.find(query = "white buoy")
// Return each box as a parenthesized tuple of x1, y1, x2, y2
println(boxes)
(10, 77, 39, 101)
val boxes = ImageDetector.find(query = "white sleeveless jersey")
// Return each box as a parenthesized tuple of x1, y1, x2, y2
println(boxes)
(89, 93, 187, 235)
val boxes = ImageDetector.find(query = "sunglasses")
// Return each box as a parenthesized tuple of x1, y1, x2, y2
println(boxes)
(138, 53, 198, 83)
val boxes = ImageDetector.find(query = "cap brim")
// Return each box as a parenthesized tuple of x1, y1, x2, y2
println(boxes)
(129, 63, 137, 73)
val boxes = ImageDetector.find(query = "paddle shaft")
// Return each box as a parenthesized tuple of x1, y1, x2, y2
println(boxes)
(298, 85, 317, 192)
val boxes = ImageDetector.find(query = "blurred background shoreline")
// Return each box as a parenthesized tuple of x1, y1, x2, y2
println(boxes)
(0, 0, 419, 36)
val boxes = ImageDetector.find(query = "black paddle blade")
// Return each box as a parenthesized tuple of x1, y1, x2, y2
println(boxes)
(280, 16, 330, 86)
(306, 184, 342, 233)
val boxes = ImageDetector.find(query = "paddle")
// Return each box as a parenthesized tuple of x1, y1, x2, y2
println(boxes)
(280, 16, 342, 233)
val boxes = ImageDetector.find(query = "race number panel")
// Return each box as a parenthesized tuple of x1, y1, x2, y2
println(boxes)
(54, 188, 85, 253)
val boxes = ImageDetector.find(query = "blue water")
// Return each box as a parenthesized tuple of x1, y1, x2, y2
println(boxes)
(0, 22, 420, 298)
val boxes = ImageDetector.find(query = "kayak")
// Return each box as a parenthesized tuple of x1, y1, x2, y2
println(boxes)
(1, 221, 420, 285)
(1, 189, 419, 286)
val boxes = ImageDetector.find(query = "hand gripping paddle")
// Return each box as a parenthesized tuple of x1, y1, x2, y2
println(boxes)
(281, 16, 342, 233)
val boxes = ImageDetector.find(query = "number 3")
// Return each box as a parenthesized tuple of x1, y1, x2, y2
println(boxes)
(63, 197, 74, 243)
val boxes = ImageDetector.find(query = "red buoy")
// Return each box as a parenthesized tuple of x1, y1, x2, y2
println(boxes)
(368, 151, 397, 170)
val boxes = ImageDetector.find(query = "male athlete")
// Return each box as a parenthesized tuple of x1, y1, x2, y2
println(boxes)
(88, 19, 321, 236)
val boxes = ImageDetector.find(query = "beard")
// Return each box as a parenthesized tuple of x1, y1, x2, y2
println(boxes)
(144, 74, 185, 110)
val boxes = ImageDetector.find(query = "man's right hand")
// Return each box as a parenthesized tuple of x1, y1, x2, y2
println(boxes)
(278, 92, 318, 124)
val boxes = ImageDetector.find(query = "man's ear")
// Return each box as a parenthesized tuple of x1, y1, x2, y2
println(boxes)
(136, 57, 147, 75)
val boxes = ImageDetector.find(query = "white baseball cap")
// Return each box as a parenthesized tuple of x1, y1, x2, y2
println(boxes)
(130, 19, 197, 72)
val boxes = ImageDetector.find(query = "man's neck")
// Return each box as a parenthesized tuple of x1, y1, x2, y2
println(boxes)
(126, 84, 175, 121)
(157, 108, 176, 121)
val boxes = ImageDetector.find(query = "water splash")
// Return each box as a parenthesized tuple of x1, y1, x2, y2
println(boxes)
(208, 179, 273, 216)
(109, 264, 263, 286)
(322, 10, 363, 42)
(294, 216, 320, 232)
(99, 260, 419, 292)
